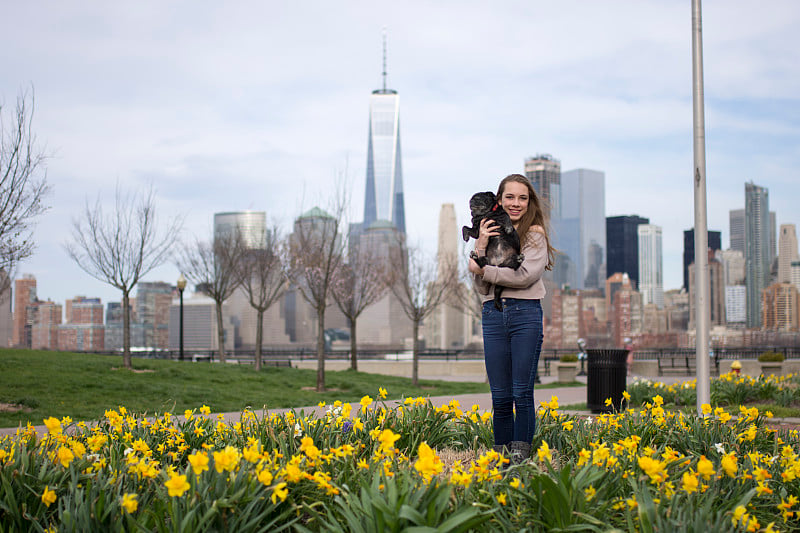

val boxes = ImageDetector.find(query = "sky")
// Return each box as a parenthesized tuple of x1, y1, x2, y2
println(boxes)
(2, 1, 799, 308)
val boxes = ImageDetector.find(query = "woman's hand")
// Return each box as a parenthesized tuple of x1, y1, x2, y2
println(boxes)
(476, 218, 500, 251)
(468, 257, 484, 277)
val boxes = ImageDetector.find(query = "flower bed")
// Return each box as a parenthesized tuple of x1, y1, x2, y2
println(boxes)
(1, 383, 799, 531)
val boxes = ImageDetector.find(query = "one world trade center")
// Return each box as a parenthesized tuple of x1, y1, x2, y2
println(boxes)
(362, 40, 405, 234)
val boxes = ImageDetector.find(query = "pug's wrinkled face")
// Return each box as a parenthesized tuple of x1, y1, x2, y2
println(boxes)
(469, 192, 497, 216)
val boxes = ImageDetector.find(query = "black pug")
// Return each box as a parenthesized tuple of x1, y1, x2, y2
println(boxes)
(462, 191, 525, 309)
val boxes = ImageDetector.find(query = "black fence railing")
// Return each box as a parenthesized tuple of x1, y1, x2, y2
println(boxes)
(632, 346, 800, 361)
(83, 346, 800, 368)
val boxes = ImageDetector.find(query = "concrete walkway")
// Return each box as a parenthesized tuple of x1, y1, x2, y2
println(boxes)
(5, 373, 797, 437)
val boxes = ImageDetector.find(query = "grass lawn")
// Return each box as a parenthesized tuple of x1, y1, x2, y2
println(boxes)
(0, 349, 490, 428)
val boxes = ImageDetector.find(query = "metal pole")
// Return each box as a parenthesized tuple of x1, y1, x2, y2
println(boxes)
(179, 288, 184, 361)
(692, 0, 711, 412)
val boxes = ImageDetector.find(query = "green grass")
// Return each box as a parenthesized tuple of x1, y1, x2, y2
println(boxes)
(0, 349, 489, 428)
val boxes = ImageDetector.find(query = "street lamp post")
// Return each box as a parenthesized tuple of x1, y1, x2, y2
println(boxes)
(177, 274, 187, 361)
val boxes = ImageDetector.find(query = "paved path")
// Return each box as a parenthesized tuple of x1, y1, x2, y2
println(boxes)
(7, 373, 797, 437)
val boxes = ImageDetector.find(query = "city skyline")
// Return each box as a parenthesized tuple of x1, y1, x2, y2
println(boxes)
(1, 2, 798, 306)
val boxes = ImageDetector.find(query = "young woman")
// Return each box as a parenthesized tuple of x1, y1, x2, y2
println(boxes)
(468, 174, 555, 461)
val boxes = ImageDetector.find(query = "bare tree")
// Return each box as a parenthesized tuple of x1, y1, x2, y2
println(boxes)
(0, 88, 50, 294)
(331, 240, 391, 371)
(236, 226, 288, 371)
(391, 241, 458, 386)
(287, 192, 347, 392)
(178, 230, 244, 363)
(66, 185, 181, 369)
(451, 246, 485, 323)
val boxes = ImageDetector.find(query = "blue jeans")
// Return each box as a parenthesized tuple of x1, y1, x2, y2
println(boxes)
(482, 298, 543, 445)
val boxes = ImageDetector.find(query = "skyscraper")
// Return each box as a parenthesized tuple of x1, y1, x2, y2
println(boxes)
(363, 38, 405, 234)
(553, 168, 606, 291)
(214, 211, 267, 249)
(729, 209, 745, 253)
(745, 182, 770, 328)
(524, 154, 561, 220)
(778, 224, 798, 284)
(606, 215, 649, 289)
(682, 228, 721, 291)
(638, 224, 664, 308)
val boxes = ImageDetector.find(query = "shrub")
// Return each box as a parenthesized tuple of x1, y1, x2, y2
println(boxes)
(559, 353, 578, 363)
(757, 351, 785, 363)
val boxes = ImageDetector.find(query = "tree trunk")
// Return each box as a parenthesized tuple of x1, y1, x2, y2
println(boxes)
(316, 306, 326, 392)
(412, 319, 420, 387)
(255, 308, 264, 372)
(350, 318, 358, 371)
(122, 289, 131, 369)
(215, 300, 226, 363)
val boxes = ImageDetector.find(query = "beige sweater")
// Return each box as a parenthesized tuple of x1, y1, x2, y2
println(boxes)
(472, 226, 548, 302)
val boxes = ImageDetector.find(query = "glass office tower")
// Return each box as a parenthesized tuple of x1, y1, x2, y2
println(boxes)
(745, 181, 770, 328)
(606, 215, 649, 289)
(363, 87, 405, 234)
(554, 168, 606, 291)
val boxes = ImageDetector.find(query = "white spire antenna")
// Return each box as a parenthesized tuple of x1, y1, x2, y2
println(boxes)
(382, 28, 388, 92)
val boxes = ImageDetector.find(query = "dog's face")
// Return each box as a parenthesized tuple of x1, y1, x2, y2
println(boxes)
(469, 192, 497, 217)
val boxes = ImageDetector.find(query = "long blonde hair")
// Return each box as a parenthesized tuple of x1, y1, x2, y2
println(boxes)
(497, 173, 556, 271)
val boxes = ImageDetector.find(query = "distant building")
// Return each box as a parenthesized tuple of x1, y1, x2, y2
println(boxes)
(778, 224, 799, 284)
(168, 294, 234, 352)
(663, 289, 689, 332)
(353, 221, 412, 347)
(606, 215, 649, 290)
(554, 168, 606, 291)
(761, 282, 798, 331)
(688, 250, 725, 329)
(12, 275, 37, 347)
(136, 282, 174, 349)
(725, 285, 747, 325)
(729, 209, 745, 253)
(104, 300, 143, 351)
(792, 260, 800, 290)
(214, 211, 267, 249)
(424, 204, 468, 349)
(611, 282, 642, 348)
(31, 301, 61, 350)
(682, 228, 721, 292)
(745, 182, 771, 328)
(716, 249, 745, 286)
(58, 296, 104, 352)
(524, 154, 561, 220)
(362, 50, 406, 234)
(638, 224, 664, 308)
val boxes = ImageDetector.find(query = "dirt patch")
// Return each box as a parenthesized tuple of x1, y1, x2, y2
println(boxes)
(437, 447, 482, 475)
(0, 402, 31, 414)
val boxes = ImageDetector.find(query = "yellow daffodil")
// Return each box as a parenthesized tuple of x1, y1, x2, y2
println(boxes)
(121, 493, 138, 513)
(43, 417, 62, 435)
(271, 482, 288, 504)
(41, 485, 57, 507)
(188, 451, 209, 475)
(164, 473, 190, 497)
(696, 455, 715, 480)
(682, 471, 699, 493)
(213, 446, 241, 473)
(414, 442, 443, 481)
(537, 441, 552, 463)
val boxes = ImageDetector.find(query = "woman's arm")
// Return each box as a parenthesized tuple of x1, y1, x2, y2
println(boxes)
(480, 227, 547, 289)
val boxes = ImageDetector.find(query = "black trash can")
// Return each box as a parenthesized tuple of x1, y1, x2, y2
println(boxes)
(586, 349, 629, 413)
